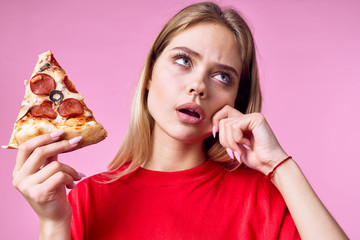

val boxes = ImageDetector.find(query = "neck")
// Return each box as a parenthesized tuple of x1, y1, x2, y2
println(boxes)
(142, 125, 207, 172)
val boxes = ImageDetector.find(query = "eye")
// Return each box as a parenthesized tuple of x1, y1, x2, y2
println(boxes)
(173, 54, 192, 67)
(214, 73, 232, 85)
(175, 57, 191, 66)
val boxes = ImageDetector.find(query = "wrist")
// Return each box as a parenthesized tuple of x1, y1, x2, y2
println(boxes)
(265, 156, 292, 181)
(39, 218, 71, 240)
(260, 150, 289, 176)
(270, 158, 299, 187)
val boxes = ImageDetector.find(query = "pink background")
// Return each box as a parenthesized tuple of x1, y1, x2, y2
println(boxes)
(1, 0, 359, 238)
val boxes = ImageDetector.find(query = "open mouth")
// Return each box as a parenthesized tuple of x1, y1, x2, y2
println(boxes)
(176, 102, 205, 125)
(178, 109, 200, 118)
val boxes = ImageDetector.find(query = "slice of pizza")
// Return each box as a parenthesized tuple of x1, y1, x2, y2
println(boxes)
(2, 50, 107, 150)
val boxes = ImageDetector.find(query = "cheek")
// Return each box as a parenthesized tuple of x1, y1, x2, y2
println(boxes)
(151, 64, 181, 98)
(147, 65, 179, 115)
(208, 88, 238, 116)
(216, 88, 238, 106)
(229, 92, 238, 107)
(227, 84, 240, 107)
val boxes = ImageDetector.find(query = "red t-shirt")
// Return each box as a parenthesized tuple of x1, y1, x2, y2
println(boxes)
(68, 160, 300, 239)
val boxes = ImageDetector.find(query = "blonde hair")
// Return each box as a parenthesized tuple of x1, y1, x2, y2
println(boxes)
(107, 2, 262, 180)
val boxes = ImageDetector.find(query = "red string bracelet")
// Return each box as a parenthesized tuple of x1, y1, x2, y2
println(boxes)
(265, 156, 292, 181)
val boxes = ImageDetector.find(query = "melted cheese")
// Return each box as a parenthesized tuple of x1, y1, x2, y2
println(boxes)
(19, 119, 56, 134)
(19, 50, 93, 125)
(84, 110, 92, 117)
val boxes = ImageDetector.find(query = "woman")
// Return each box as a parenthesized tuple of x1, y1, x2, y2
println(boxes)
(12, 2, 347, 239)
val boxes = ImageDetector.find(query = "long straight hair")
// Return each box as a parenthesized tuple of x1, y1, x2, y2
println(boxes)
(107, 2, 262, 180)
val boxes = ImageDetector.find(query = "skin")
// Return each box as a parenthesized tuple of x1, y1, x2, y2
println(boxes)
(144, 22, 289, 175)
(12, 134, 79, 239)
(144, 22, 241, 171)
(12, 22, 348, 239)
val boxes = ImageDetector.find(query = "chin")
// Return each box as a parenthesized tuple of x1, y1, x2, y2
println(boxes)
(171, 130, 211, 144)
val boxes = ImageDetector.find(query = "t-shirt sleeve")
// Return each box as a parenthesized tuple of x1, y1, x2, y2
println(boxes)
(262, 179, 301, 239)
(277, 206, 301, 239)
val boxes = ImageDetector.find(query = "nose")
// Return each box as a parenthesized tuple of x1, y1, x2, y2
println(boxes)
(187, 74, 207, 98)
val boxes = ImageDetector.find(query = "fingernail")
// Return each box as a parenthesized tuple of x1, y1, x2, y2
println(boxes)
(50, 130, 64, 138)
(234, 151, 242, 163)
(226, 148, 234, 159)
(212, 125, 217, 138)
(77, 172, 86, 178)
(243, 144, 251, 150)
(69, 136, 82, 146)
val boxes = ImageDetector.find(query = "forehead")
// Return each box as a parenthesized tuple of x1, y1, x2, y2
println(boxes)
(165, 22, 242, 71)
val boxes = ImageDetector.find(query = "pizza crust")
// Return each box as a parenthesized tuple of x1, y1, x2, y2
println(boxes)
(3, 119, 107, 151)
(59, 121, 107, 151)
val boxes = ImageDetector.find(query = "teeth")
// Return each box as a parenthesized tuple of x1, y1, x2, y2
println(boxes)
(184, 109, 197, 114)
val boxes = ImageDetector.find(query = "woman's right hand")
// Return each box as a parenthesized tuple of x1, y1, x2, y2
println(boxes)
(12, 130, 83, 237)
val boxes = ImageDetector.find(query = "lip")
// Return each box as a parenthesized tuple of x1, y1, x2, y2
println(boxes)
(176, 102, 206, 125)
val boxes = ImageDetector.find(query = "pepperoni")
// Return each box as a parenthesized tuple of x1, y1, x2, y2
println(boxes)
(58, 98, 84, 117)
(63, 76, 78, 93)
(30, 73, 56, 95)
(30, 101, 57, 119)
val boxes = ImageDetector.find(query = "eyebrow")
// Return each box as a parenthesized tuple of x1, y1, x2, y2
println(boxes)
(171, 46, 240, 78)
(171, 46, 200, 58)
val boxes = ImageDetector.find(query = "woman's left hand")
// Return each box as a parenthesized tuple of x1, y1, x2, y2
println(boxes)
(213, 106, 349, 239)
(212, 105, 289, 175)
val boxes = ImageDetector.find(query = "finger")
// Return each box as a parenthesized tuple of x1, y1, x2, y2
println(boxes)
(218, 119, 240, 160)
(42, 155, 59, 168)
(39, 171, 76, 198)
(227, 122, 253, 163)
(232, 121, 252, 149)
(219, 118, 251, 156)
(218, 118, 228, 150)
(233, 151, 242, 164)
(224, 120, 243, 159)
(30, 161, 82, 186)
(234, 112, 266, 133)
(219, 118, 253, 163)
(14, 130, 65, 176)
(212, 105, 243, 129)
(218, 118, 241, 151)
(21, 137, 82, 176)
(234, 144, 248, 164)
